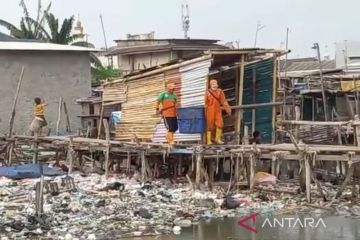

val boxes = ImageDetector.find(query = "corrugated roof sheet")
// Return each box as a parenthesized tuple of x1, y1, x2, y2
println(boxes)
(0, 41, 99, 52)
(280, 58, 336, 72)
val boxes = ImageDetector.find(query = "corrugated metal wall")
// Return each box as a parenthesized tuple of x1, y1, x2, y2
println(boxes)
(180, 60, 211, 107)
(115, 74, 164, 141)
(243, 59, 274, 143)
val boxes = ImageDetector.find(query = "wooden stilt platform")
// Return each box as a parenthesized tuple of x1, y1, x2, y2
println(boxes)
(2, 134, 360, 203)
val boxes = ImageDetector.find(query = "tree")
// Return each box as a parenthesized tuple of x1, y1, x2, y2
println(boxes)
(0, 0, 51, 40)
(92, 66, 121, 87)
(42, 13, 79, 44)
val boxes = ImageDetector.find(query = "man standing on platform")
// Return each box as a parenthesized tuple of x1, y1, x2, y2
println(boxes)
(205, 79, 231, 144)
(156, 83, 178, 145)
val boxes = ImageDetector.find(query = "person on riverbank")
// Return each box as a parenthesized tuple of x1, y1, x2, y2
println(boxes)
(205, 79, 231, 144)
(156, 83, 178, 144)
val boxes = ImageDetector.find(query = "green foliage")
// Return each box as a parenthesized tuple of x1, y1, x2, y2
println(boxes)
(94, 66, 121, 81)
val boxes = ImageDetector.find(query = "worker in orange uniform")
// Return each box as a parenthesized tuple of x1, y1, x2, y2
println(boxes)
(205, 79, 231, 144)
(156, 83, 178, 144)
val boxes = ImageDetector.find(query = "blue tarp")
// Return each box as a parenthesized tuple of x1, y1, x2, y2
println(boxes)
(0, 164, 65, 179)
(111, 111, 122, 125)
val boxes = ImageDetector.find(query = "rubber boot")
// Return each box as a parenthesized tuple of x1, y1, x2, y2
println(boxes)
(166, 132, 171, 143)
(168, 132, 175, 145)
(215, 128, 224, 144)
(207, 131, 213, 144)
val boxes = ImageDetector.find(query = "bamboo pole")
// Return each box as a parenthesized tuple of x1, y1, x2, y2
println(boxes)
(141, 150, 146, 182)
(235, 54, 245, 144)
(63, 101, 71, 132)
(56, 97, 63, 136)
(103, 119, 110, 179)
(195, 149, 203, 189)
(272, 56, 278, 144)
(67, 137, 74, 174)
(7, 66, 25, 165)
(97, 103, 104, 139)
(335, 163, 355, 199)
(8, 66, 25, 138)
(229, 102, 284, 110)
(305, 157, 311, 203)
(249, 154, 255, 190)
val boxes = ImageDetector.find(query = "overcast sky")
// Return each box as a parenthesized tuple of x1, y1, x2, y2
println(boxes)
(0, 0, 359, 58)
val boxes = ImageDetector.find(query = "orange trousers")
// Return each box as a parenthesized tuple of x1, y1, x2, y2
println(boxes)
(205, 106, 223, 131)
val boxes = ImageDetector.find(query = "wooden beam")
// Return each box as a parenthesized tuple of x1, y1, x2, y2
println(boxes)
(229, 102, 284, 110)
(281, 120, 349, 126)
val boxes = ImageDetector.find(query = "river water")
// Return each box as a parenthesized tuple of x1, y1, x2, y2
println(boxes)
(125, 215, 360, 240)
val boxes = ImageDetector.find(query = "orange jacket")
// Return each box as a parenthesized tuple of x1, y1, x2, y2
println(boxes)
(205, 89, 231, 130)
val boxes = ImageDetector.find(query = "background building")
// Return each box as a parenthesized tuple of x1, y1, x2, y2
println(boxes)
(0, 33, 94, 135)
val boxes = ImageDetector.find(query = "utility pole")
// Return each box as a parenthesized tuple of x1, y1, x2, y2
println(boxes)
(99, 14, 108, 50)
(254, 21, 265, 47)
(313, 43, 328, 121)
(181, 3, 190, 39)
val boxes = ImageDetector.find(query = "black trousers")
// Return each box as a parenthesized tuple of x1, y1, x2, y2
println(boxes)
(164, 117, 178, 132)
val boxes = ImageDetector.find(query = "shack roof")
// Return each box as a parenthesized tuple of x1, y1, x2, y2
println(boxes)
(0, 41, 99, 52)
(107, 38, 227, 56)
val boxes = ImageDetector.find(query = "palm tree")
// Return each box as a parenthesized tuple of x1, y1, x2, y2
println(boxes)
(42, 13, 79, 44)
(0, 0, 51, 40)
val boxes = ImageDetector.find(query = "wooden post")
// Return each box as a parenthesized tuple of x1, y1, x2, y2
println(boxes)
(127, 151, 131, 173)
(38, 164, 44, 216)
(67, 137, 74, 174)
(272, 56, 278, 144)
(271, 155, 277, 176)
(97, 103, 104, 139)
(251, 69, 256, 134)
(8, 66, 25, 138)
(236, 54, 245, 144)
(32, 133, 39, 164)
(244, 125, 249, 144)
(305, 157, 311, 203)
(335, 163, 355, 199)
(7, 66, 25, 165)
(56, 97, 63, 136)
(195, 147, 203, 188)
(235, 154, 240, 184)
(141, 150, 146, 182)
(295, 105, 300, 141)
(63, 101, 71, 132)
(103, 119, 110, 179)
(249, 154, 255, 190)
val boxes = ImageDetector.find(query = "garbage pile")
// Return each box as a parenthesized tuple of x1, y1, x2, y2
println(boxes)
(0, 172, 359, 239)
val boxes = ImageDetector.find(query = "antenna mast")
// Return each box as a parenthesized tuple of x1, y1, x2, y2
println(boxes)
(181, 3, 190, 39)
